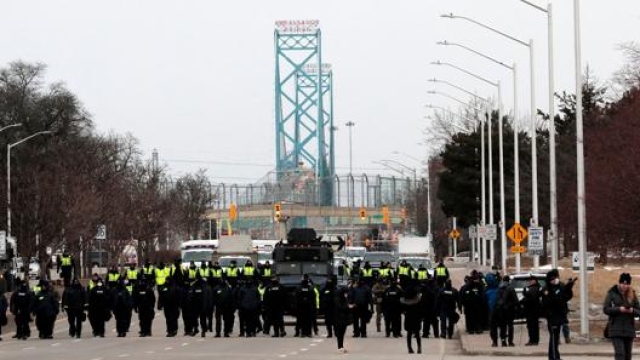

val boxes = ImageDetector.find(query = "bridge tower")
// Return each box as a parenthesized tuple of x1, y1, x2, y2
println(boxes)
(274, 20, 334, 205)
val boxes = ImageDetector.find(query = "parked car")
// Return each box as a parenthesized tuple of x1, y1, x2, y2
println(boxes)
(362, 251, 397, 269)
(398, 256, 433, 276)
(508, 272, 547, 320)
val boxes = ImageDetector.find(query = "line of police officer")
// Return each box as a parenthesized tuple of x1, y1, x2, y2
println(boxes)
(5, 257, 462, 343)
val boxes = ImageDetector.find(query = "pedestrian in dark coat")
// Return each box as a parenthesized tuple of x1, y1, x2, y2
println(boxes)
(401, 284, 422, 354)
(320, 277, 337, 337)
(88, 280, 110, 337)
(133, 277, 156, 337)
(113, 280, 134, 337)
(31, 281, 59, 339)
(603, 273, 639, 360)
(541, 269, 574, 360)
(522, 276, 542, 345)
(333, 286, 353, 354)
(436, 279, 460, 339)
(349, 279, 373, 338)
(62, 278, 87, 338)
(421, 277, 439, 338)
(491, 276, 518, 347)
(10, 279, 33, 339)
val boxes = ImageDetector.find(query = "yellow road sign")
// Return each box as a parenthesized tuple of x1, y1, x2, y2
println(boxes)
(507, 223, 528, 244)
(511, 245, 526, 253)
(450, 228, 461, 240)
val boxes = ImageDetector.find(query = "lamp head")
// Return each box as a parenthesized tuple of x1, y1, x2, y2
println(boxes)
(440, 13, 455, 19)
(436, 40, 449, 46)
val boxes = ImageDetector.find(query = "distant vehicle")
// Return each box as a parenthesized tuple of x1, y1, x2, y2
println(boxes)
(363, 251, 397, 269)
(218, 255, 252, 271)
(344, 246, 366, 263)
(398, 256, 433, 276)
(252, 240, 279, 251)
(180, 240, 219, 269)
(273, 228, 335, 314)
(397, 236, 431, 257)
(10, 257, 40, 281)
(257, 250, 272, 266)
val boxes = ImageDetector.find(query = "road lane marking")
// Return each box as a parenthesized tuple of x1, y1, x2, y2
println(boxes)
(289, 352, 298, 355)
(310, 343, 317, 346)
(51, 342, 61, 346)
(145, 351, 155, 354)
(181, 342, 189, 347)
(118, 355, 129, 358)
(300, 348, 308, 352)
(312, 339, 323, 343)
(22, 347, 36, 350)
(164, 347, 172, 350)
(72, 339, 82, 343)
(278, 355, 287, 358)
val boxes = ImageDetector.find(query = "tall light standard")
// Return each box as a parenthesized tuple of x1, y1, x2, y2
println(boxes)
(434, 42, 513, 272)
(7, 130, 53, 256)
(393, 150, 431, 247)
(345, 121, 356, 239)
(573, 0, 588, 337)
(345, 121, 355, 176)
(519, 0, 558, 269)
(427, 71, 497, 267)
(426, 103, 487, 265)
(441, 12, 540, 270)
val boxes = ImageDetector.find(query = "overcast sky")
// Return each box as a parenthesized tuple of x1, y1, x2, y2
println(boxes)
(1, 1, 637, 183)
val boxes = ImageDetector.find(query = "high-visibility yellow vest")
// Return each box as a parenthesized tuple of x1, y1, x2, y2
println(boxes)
(61, 255, 72, 267)
(362, 268, 373, 278)
(156, 268, 168, 286)
(243, 266, 255, 276)
(398, 266, 410, 276)
(314, 287, 320, 309)
(126, 284, 133, 293)
(33, 285, 42, 295)
(435, 266, 447, 277)
(258, 286, 266, 300)
(108, 273, 120, 282)
(211, 269, 223, 278)
(226, 267, 238, 277)
(417, 269, 428, 280)
(88, 281, 96, 290)
(127, 269, 138, 280)
(262, 268, 272, 277)
(188, 268, 197, 280)
(199, 268, 210, 278)
(143, 266, 155, 276)
(378, 268, 389, 277)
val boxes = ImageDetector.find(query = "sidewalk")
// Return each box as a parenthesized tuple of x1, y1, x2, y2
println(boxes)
(458, 323, 634, 356)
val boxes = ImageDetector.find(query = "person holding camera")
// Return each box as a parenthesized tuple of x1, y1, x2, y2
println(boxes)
(541, 269, 574, 360)
(603, 273, 639, 360)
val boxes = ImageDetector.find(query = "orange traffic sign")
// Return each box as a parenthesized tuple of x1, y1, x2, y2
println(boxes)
(511, 245, 526, 253)
(507, 223, 528, 244)
(449, 228, 461, 240)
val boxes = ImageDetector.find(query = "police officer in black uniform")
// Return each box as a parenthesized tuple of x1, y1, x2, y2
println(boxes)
(62, 278, 87, 338)
(295, 274, 315, 337)
(159, 277, 181, 337)
(10, 278, 32, 340)
(133, 277, 156, 337)
(88, 279, 110, 337)
(264, 276, 287, 337)
(382, 278, 403, 337)
(213, 280, 235, 337)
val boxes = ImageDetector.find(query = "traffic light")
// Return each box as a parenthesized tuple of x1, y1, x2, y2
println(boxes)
(382, 205, 389, 224)
(359, 207, 367, 220)
(274, 203, 282, 221)
(229, 203, 237, 221)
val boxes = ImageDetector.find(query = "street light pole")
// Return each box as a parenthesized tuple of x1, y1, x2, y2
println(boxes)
(441, 13, 537, 271)
(7, 130, 53, 257)
(435, 41, 514, 272)
(520, 0, 558, 269)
